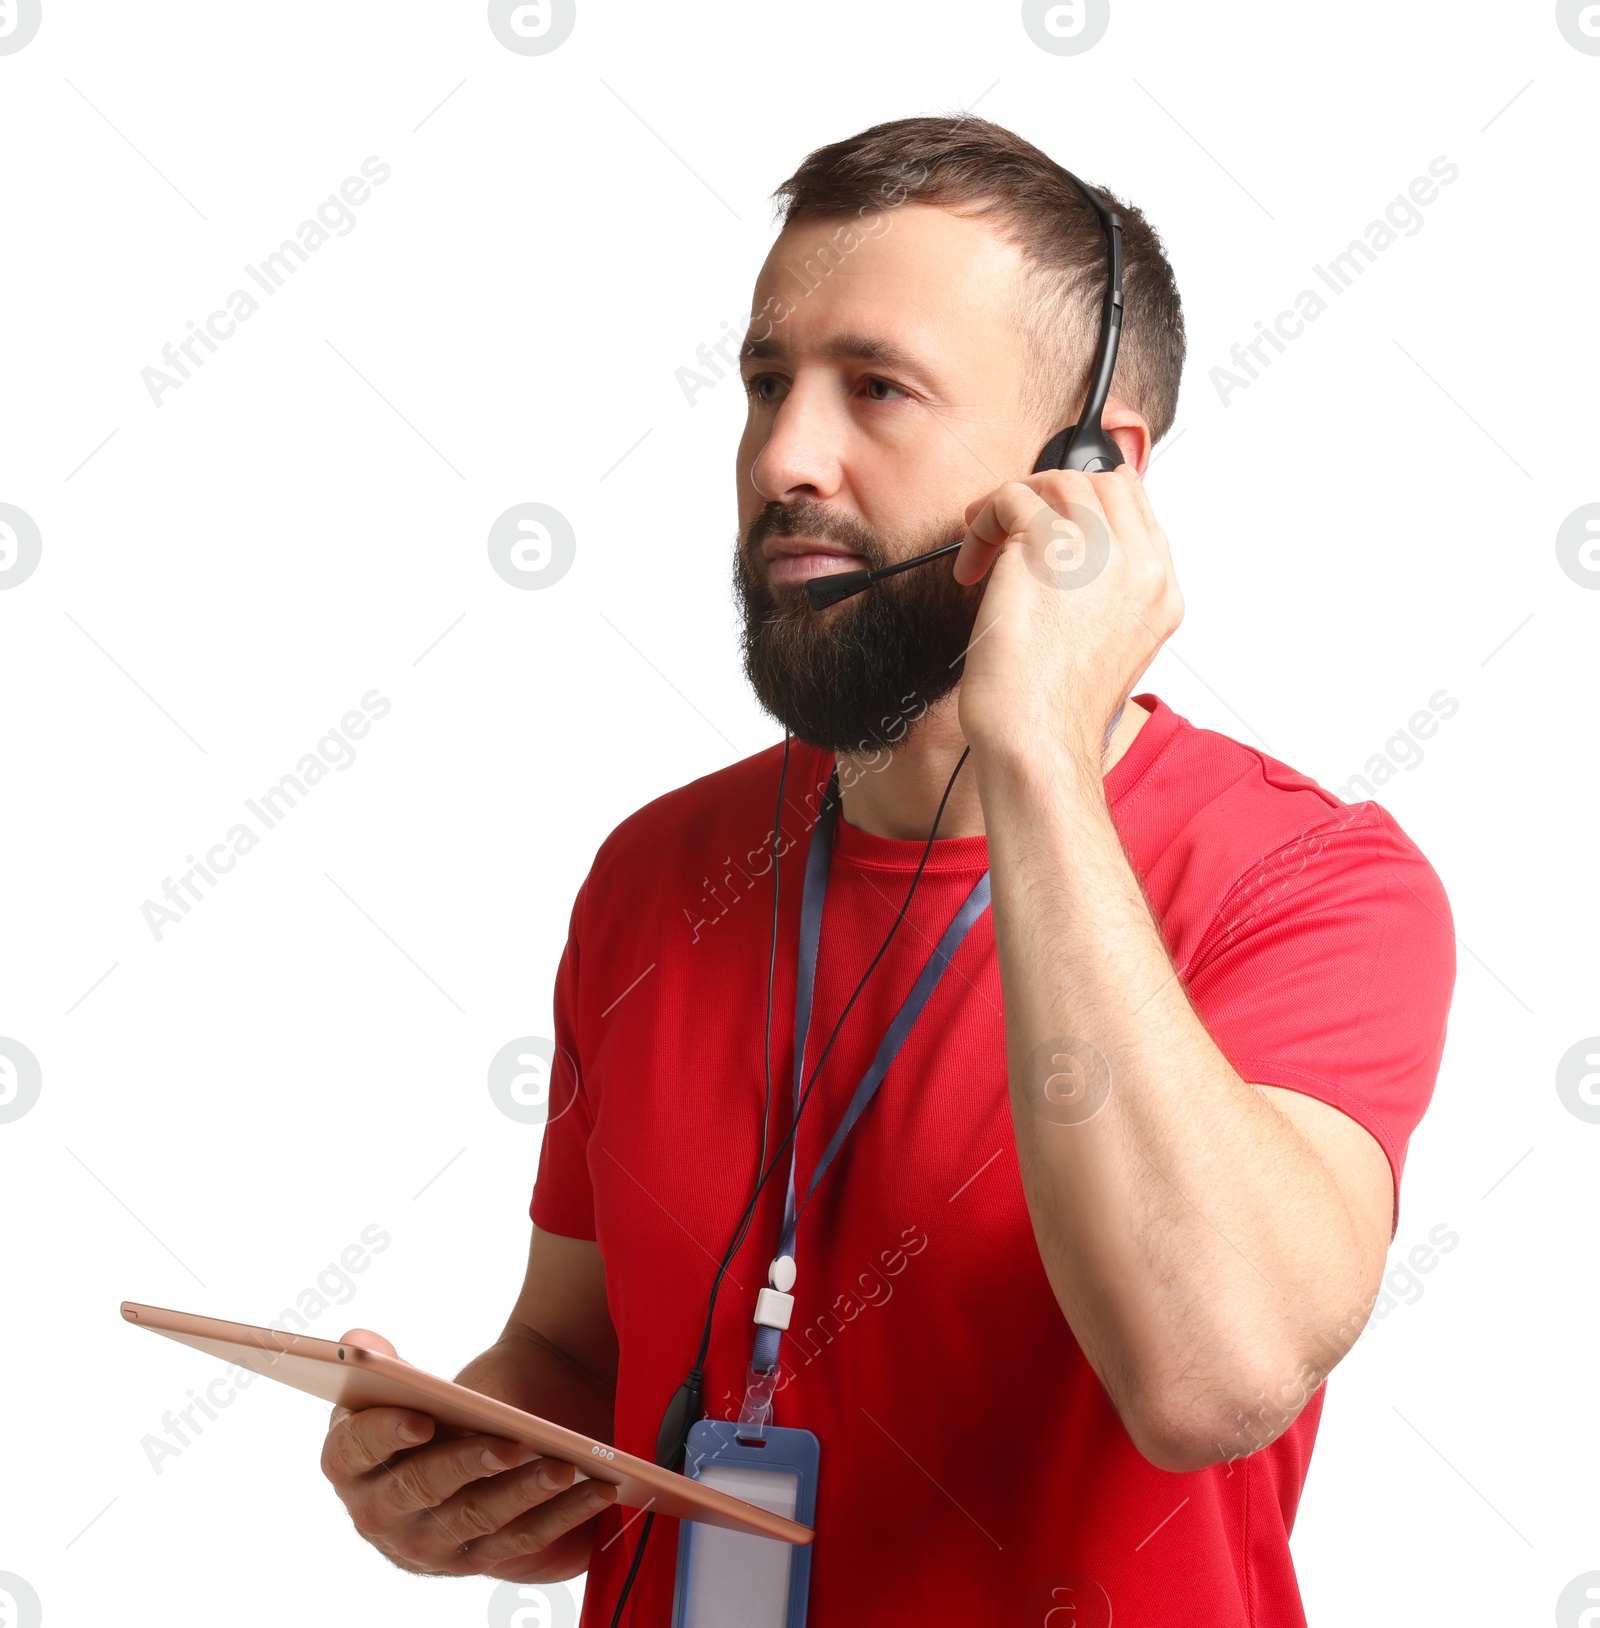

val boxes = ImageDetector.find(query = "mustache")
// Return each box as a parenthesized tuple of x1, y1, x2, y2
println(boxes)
(744, 500, 892, 573)
(733, 499, 984, 754)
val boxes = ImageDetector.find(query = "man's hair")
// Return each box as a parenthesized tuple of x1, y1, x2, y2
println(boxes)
(770, 115, 1186, 445)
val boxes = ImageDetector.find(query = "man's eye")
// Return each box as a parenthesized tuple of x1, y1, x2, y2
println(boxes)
(864, 377, 907, 402)
(742, 374, 786, 403)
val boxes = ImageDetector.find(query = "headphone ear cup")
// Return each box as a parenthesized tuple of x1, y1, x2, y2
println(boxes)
(1032, 423, 1125, 475)
(1032, 425, 1076, 472)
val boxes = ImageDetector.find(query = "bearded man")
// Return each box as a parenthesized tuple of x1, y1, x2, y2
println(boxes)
(320, 115, 1455, 1628)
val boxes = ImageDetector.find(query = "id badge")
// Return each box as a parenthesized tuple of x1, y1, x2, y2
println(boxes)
(669, 1419, 819, 1628)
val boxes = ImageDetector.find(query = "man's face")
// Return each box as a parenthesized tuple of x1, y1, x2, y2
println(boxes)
(734, 204, 1046, 756)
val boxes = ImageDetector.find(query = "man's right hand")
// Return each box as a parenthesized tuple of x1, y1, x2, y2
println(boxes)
(319, 1329, 619, 1582)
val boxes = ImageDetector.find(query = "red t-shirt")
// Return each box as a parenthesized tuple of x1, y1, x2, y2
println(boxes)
(530, 694, 1455, 1626)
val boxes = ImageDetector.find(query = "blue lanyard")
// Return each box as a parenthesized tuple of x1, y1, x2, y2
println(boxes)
(747, 771, 992, 1383)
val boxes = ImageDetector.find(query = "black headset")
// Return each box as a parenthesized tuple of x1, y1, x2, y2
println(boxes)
(805, 169, 1124, 611)
(606, 168, 1126, 1627)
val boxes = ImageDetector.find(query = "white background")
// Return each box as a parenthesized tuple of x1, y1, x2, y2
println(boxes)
(2, 2, 1596, 1624)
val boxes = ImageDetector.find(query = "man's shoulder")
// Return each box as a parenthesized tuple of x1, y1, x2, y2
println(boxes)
(1124, 696, 1447, 937)
(1120, 693, 1355, 853)
(581, 739, 814, 903)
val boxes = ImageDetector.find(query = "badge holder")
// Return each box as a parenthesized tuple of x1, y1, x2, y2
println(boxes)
(669, 1415, 819, 1627)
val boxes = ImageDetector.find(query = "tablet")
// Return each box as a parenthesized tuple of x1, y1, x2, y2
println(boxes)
(121, 1301, 813, 1545)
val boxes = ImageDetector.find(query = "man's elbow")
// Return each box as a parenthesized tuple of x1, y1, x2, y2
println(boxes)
(1120, 1367, 1320, 1474)
(1123, 1409, 1243, 1474)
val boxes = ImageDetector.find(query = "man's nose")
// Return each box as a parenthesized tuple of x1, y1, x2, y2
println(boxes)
(748, 383, 847, 504)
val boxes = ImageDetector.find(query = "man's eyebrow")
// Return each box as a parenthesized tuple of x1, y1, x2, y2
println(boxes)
(739, 331, 928, 373)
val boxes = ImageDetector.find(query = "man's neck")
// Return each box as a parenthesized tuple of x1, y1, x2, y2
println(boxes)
(836, 696, 1151, 841)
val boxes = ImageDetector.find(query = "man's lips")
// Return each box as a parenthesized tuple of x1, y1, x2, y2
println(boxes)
(760, 537, 869, 583)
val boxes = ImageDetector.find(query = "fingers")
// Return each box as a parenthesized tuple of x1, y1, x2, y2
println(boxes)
(356, 1433, 537, 1531)
(957, 466, 1170, 591)
(314, 1324, 615, 1577)
(339, 1327, 400, 1357)
(1106, 467, 1182, 631)
(1117, 459, 1158, 530)
(1090, 466, 1153, 567)
(1107, 463, 1178, 578)
(415, 1453, 585, 1549)
(328, 1413, 602, 1575)
(956, 479, 1070, 585)
(326, 1329, 409, 1440)
(323, 1405, 437, 1481)
(459, 1476, 620, 1566)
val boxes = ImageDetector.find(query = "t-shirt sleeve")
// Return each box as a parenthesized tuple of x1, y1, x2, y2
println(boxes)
(529, 880, 598, 1241)
(1181, 803, 1456, 1237)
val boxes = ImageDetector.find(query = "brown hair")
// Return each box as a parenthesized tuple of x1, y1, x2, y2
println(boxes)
(770, 115, 1185, 445)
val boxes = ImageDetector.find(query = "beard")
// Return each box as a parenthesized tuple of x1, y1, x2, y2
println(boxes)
(734, 497, 987, 756)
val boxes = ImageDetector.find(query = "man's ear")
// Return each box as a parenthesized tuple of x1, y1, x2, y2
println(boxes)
(1102, 402, 1153, 476)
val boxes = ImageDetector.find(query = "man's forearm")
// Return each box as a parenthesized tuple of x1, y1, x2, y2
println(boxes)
(454, 1324, 616, 1448)
(976, 743, 1373, 1470)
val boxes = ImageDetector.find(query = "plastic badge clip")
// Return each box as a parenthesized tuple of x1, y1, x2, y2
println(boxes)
(736, 1361, 779, 1444)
